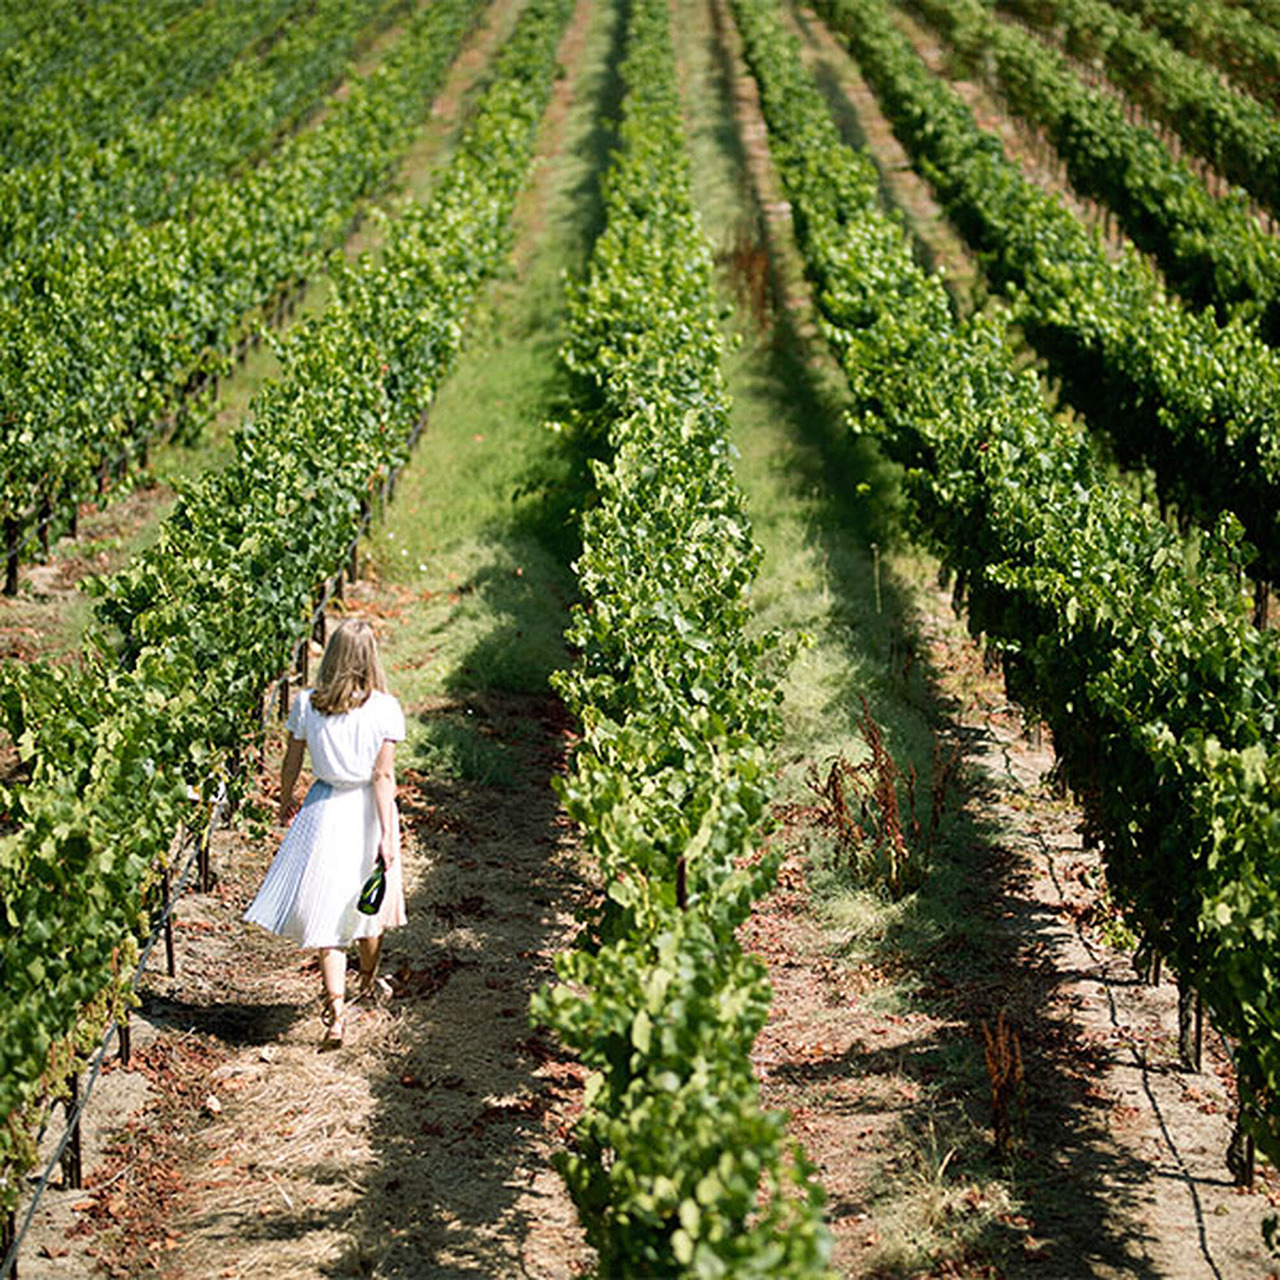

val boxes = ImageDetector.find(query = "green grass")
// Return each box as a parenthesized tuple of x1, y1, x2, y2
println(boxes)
(365, 288, 583, 787)
(718, 280, 1029, 1280)
(370, 0, 624, 783)
(675, 0, 934, 790)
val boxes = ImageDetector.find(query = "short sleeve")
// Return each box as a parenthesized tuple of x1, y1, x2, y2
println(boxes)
(285, 689, 310, 740)
(381, 694, 406, 743)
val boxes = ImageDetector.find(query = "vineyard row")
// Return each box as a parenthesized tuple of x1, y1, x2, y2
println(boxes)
(906, 0, 1280, 340)
(531, 0, 832, 1269)
(0, 0, 573, 1213)
(1001, 0, 1280, 215)
(0, 0, 406, 275)
(1, 0, 273, 163)
(831, 0, 1280, 591)
(738, 0, 1280, 1167)
(1108, 0, 1280, 112)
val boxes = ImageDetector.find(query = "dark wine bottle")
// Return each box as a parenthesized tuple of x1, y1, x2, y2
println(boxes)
(357, 857, 386, 914)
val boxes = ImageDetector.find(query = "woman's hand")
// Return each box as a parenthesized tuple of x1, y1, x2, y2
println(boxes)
(378, 825, 397, 868)
(278, 737, 305, 827)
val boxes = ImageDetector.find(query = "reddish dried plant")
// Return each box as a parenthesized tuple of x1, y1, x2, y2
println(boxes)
(805, 698, 959, 899)
(982, 1009, 1024, 1159)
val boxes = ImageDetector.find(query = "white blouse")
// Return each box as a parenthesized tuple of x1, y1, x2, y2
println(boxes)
(286, 689, 406, 786)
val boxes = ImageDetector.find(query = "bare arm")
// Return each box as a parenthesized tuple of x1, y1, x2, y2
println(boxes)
(372, 739, 397, 865)
(278, 736, 305, 824)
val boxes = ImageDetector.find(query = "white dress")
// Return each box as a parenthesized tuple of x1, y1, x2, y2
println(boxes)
(244, 688, 408, 948)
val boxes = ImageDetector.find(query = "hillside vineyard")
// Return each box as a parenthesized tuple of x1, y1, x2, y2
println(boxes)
(2, 0, 1279, 1273)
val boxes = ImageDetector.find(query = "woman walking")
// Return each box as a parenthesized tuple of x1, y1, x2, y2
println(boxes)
(245, 618, 408, 1048)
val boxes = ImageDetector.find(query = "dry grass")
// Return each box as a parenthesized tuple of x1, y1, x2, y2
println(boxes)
(154, 682, 591, 1278)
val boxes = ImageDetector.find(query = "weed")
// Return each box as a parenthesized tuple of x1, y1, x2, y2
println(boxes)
(1098, 909, 1138, 954)
(868, 1109, 1014, 1275)
(927, 731, 963, 855)
(719, 224, 774, 330)
(981, 1008, 1024, 1160)
(805, 697, 960, 899)
(909, 1114, 958, 1228)
(1072, 858, 1138, 952)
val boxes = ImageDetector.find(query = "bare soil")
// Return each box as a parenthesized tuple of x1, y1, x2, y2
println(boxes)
(0, 481, 179, 667)
(17, 584, 591, 1280)
(745, 588, 1280, 1277)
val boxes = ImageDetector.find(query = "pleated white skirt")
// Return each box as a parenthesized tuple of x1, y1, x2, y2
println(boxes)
(243, 779, 408, 948)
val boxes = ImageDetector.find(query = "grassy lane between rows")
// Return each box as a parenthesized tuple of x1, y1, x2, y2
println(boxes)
(168, 0, 621, 1266)
(673, 4, 1019, 1273)
(676, 0, 1277, 1274)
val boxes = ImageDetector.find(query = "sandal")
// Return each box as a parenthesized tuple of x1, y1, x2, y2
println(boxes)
(320, 995, 345, 1049)
(356, 968, 393, 1007)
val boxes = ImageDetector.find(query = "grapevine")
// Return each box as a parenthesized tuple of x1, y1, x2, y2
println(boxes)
(0, 0, 574, 1210)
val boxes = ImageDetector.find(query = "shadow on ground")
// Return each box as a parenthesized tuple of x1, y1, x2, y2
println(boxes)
(140, 992, 306, 1047)
(736, 260, 1182, 1275)
(316, 689, 585, 1278)
(704, 58, 1186, 1276)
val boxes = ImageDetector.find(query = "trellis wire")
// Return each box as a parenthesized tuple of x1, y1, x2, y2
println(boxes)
(1, 797, 221, 1280)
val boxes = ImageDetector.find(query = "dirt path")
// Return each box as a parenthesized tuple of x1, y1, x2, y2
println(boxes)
(153, 674, 588, 1279)
(10, 0, 608, 1272)
(16, 608, 591, 1273)
(681, 0, 1280, 1274)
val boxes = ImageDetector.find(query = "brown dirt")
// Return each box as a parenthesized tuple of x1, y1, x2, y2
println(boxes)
(16, 592, 591, 1279)
(746, 587, 1280, 1277)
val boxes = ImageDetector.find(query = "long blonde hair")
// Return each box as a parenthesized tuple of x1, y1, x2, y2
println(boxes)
(311, 619, 388, 715)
